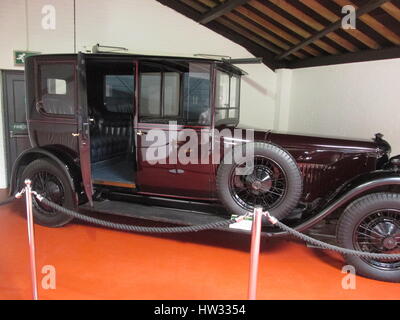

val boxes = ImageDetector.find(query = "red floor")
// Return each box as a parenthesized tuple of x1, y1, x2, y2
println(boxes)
(0, 197, 399, 300)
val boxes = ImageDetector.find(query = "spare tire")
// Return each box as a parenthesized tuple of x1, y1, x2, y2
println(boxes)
(216, 142, 303, 220)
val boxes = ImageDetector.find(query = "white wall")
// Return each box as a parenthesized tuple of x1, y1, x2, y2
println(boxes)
(288, 59, 400, 155)
(0, 0, 75, 70)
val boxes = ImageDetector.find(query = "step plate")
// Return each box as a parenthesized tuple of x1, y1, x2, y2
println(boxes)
(79, 199, 236, 229)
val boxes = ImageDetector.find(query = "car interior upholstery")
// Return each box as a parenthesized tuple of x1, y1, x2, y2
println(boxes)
(86, 59, 136, 186)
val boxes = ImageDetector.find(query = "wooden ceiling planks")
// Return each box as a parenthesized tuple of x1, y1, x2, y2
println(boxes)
(299, 0, 381, 49)
(333, 0, 400, 45)
(156, 0, 400, 69)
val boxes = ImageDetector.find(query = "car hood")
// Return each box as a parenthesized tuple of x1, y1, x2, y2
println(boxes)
(224, 125, 390, 155)
(264, 131, 389, 154)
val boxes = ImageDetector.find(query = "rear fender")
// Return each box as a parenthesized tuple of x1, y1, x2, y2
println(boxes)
(9, 147, 82, 199)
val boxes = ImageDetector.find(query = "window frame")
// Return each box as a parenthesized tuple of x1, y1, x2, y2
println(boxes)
(35, 59, 77, 118)
(214, 68, 241, 127)
(139, 71, 183, 123)
(138, 61, 212, 127)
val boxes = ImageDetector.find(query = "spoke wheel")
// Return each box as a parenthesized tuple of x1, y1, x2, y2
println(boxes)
(229, 156, 288, 212)
(21, 158, 75, 227)
(353, 209, 400, 271)
(31, 170, 65, 216)
(216, 142, 303, 221)
(337, 193, 400, 283)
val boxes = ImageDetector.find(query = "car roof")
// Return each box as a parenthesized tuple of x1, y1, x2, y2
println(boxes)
(28, 52, 247, 75)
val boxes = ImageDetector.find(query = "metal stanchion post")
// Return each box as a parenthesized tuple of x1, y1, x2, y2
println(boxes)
(248, 207, 264, 300)
(23, 179, 39, 300)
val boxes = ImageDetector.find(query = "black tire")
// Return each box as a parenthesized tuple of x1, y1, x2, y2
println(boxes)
(216, 142, 303, 220)
(337, 193, 400, 283)
(21, 158, 75, 227)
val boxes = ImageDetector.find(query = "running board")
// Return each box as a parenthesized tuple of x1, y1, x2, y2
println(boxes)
(79, 199, 255, 235)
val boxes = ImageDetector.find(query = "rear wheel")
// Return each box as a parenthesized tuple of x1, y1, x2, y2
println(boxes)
(21, 158, 75, 227)
(337, 193, 400, 283)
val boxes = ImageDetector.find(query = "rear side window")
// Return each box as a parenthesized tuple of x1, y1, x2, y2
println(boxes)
(39, 63, 75, 115)
(47, 79, 67, 94)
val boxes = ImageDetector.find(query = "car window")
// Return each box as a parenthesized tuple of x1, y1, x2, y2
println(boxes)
(139, 61, 211, 125)
(183, 63, 211, 125)
(140, 72, 162, 117)
(39, 63, 75, 116)
(163, 72, 180, 117)
(215, 70, 240, 126)
(104, 74, 134, 113)
(47, 79, 66, 95)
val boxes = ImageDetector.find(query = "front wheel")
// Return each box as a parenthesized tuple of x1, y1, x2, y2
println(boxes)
(21, 158, 76, 227)
(337, 193, 400, 283)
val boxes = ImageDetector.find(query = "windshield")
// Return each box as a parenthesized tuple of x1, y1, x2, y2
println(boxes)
(215, 70, 240, 126)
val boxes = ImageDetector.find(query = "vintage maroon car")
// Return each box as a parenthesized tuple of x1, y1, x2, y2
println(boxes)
(10, 52, 400, 282)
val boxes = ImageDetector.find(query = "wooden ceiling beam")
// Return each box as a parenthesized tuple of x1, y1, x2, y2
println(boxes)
(169, 0, 286, 69)
(381, 2, 400, 21)
(333, 0, 400, 45)
(299, 0, 380, 49)
(276, 0, 392, 60)
(289, 45, 400, 69)
(248, 0, 339, 55)
(217, 17, 282, 54)
(223, 11, 306, 59)
(268, 0, 356, 52)
(235, 6, 320, 57)
(196, 0, 306, 58)
(198, 0, 249, 24)
(186, 0, 283, 54)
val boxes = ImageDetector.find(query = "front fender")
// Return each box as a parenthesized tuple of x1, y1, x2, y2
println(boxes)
(296, 170, 400, 232)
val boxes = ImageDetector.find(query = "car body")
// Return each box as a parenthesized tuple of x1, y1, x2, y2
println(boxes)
(10, 52, 400, 282)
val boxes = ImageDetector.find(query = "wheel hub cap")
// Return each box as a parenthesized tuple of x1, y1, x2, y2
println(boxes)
(383, 237, 397, 250)
(246, 167, 273, 193)
(252, 180, 262, 190)
(31, 171, 65, 216)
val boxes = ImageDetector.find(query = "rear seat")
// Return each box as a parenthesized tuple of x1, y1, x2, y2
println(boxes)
(90, 112, 132, 163)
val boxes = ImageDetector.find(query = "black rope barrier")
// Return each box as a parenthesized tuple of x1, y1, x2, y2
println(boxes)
(25, 191, 400, 260)
(264, 213, 400, 261)
(38, 196, 241, 233)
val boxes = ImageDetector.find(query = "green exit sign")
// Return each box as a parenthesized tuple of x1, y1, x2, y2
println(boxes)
(14, 50, 40, 66)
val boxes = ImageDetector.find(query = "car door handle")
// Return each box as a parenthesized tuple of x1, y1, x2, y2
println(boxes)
(36, 101, 45, 113)
(72, 133, 80, 137)
(137, 130, 146, 136)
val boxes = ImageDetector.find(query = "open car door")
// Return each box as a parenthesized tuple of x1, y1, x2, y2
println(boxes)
(77, 52, 93, 205)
